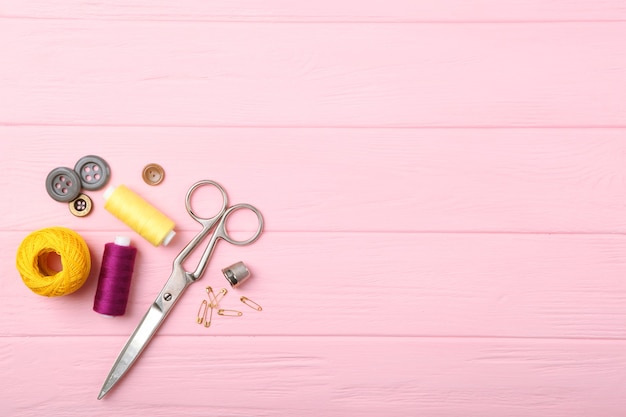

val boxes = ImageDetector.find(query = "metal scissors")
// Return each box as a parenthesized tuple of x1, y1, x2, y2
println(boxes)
(98, 180, 264, 399)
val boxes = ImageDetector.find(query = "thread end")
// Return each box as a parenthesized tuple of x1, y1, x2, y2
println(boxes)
(114, 236, 131, 247)
(162, 230, 176, 246)
(103, 186, 116, 201)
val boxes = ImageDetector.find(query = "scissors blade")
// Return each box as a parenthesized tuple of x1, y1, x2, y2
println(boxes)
(97, 304, 164, 399)
(98, 268, 190, 399)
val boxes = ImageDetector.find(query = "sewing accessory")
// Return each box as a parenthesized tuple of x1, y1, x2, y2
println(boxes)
(197, 299, 209, 324)
(142, 163, 165, 186)
(93, 236, 137, 317)
(205, 285, 215, 300)
(15, 227, 91, 297)
(45, 167, 82, 202)
(204, 304, 214, 328)
(74, 155, 111, 191)
(104, 184, 176, 247)
(203, 287, 218, 326)
(217, 309, 243, 317)
(98, 180, 263, 399)
(205, 286, 218, 307)
(222, 261, 251, 288)
(240, 296, 262, 311)
(69, 193, 93, 217)
(209, 288, 228, 307)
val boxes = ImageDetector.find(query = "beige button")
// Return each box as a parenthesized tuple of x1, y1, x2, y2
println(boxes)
(142, 163, 165, 185)
(69, 193, 93, 217)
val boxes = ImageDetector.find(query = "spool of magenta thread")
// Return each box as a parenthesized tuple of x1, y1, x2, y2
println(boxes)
(93, 236, 137, 317)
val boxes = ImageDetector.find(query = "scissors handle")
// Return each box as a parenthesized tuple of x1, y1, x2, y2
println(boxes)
(185, 180, 228, 224)
(190, 203, 263, 280)
(218, 203, 265, 246)
(180, 180, 264, 280)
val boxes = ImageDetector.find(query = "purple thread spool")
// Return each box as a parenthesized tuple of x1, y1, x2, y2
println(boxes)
(93, 236, 137, 317)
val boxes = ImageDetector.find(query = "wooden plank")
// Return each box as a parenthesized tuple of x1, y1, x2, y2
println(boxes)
(4, 231, 626, 339)
(2, 0, 626, 22)
(2, 128, 626, 233)
(1, 21, 625, 127)
(2, 336, 626, 416)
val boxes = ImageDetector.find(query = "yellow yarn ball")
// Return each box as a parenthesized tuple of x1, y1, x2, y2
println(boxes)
(16, 227, 92, 297)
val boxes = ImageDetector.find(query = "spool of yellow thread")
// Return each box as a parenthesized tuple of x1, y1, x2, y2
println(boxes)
(15, 227, 92, 297)
(104, 185, 176, 246)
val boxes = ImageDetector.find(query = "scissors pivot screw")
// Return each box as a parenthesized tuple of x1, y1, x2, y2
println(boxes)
(163, 293, 172, 301)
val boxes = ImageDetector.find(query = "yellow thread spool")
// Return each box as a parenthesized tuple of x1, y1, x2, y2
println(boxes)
(15, 227, 92, 297)
(104, 185, 176, 247)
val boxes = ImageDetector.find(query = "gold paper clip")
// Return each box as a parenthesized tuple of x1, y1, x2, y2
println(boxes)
(197, 300, 209, 324)
(208, 288, 228, 307)
(240, 296, 262, 311)
(217, 309, 243, 317)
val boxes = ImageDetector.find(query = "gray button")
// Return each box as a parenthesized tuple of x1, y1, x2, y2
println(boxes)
(45, 167, 82, 202)
(74, 155, 111, 191)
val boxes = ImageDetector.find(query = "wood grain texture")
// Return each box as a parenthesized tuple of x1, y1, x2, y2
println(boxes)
(3, 337, 626, 416)
(3, 133, 626, 414)
(2, 129, 626, 233)
(1, 21, 625, 127)
(2, 0, 626, 22)
(2, 1, 626, 415)
(3, 231, 626, 339)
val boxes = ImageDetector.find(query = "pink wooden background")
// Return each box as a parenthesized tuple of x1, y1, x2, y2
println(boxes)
(2, 1, 626, 415)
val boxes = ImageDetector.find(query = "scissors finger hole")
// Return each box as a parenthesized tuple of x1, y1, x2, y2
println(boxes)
(223, 206, 263, 244)
(187, 182, 227, 220)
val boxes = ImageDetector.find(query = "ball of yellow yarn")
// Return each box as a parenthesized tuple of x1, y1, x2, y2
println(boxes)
(16, 227, 92, 297)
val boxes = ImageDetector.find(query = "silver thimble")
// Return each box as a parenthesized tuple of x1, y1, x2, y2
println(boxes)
(222, 261, 251, 288)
